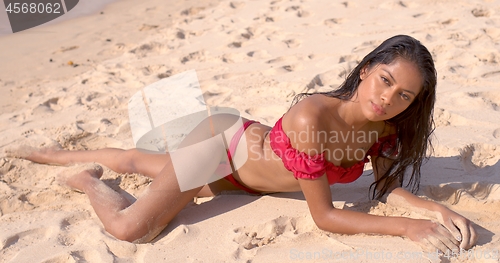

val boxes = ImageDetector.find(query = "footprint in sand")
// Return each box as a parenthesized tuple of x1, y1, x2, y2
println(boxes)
(469, 91, 500, 111)
(283, 39, 301, 48)
(42, 98, 61, 111)
(139, 24, 159, 31)
(305, 61, 357, 91)
(55, 129, 92, 150)
(102, 238, 138, 259)
(181, 6, 205, 16)
(76, 118, 117, 134)
(233, 216, 299, 250)
(80, 91, 121, 109)
(284, 6, 310, 18)
(31, 97, 63, 115)
(175, 29, 203, 40)
(306, 70, 343, 91)
(282, 64, 303, 72)
(493, 128, 500, 139)
(212, 72, 241, 80)
(474, 52, 499, 64)
(160, 224, 201, 244)
(481, 70, 500, 79)
(448, 91, 500, 111)
(6, 112, 27, 123)
(484, 28, 500, 41)
(379, 0, 414, 9)
(324, 18, 344, 27)
(129, 42, 168, 58)
(70, 250, 110, 262)
(240, 28, 254, 40)
(157, 69, 176, 79)
(433, 108, 469, 127)
(57, 231, 76, 247)
(265, 55, 305, 73)
(232, 215, 323, 262)
(351, 40, 380, 54)
(440, 18, 458, 26)
(179, 6, 206, 24)
(1, 227, 50, 253)
(19, 190, 64, 207)
(52, 45, 79, 54)
(245, 106, 288, 123)
(141, 64, 168, 76)
(221, 53, 248, 63)
(181, 50, 210, 64)
(228, 41, 243, 48)
(56, 214, 92, 247)
(247, 50, 271, 59)
(229, 1, 245, 9)
(471, 8, 490, 18)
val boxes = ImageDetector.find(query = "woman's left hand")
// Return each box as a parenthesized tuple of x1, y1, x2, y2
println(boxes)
(435, 205, 478, 250)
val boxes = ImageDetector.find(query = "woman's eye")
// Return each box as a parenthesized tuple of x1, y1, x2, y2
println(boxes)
(381, 77, 390, 85)
(401, 93, 410, 100)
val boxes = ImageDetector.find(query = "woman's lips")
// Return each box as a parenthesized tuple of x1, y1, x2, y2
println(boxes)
(371, 102, 386, 115)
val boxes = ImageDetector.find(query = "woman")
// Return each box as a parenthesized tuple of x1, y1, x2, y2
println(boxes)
(9, 35, 477, 251)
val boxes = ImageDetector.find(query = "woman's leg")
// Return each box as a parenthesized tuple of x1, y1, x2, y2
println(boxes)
(8, 146, 168, 179)
(8, 142, 240, 197)
(60, 130, 228, 242)
(8, 113, 248, 242)
(61, 153, 205, 242)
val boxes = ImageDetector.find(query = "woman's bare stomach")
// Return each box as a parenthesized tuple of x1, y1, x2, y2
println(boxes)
(232, 122, 301, 193)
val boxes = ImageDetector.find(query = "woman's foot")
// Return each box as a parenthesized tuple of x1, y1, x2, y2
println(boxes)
(57, 163, 104, 193)
(5, 144, 64, 165)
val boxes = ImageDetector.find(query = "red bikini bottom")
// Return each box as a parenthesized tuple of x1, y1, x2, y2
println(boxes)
(223, 120, 261, 195)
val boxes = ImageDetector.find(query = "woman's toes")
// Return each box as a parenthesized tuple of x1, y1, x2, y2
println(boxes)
(4, 145, 38, 159)
(4, 142, 63, 164)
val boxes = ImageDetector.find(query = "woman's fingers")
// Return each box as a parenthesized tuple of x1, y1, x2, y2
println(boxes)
(416, 222, 460, 253)
(409, 219, 476, 253)
(423, 235, 450, 254)
(436, 224, 460, 250)
(442, 218, 463, 244)
(445, 216, 477, 249)
(456, 220, 478, 249)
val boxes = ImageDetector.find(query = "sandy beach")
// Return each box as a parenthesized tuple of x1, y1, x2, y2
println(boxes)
(1, 0, 499, 262)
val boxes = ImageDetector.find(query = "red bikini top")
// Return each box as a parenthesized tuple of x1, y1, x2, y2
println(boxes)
(269, 117, 398, 185)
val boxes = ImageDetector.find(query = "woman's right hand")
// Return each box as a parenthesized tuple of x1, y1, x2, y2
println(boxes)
(405, 218, 461, 253)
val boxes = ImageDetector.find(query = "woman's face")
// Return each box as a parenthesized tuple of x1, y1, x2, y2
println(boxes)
(356, 58, 423, 121)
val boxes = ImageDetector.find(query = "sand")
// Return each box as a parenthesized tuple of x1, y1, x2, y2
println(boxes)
(1, 0, 499, 262)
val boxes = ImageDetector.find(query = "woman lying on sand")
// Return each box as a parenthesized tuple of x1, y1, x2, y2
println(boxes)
(9, 35, 477, 251)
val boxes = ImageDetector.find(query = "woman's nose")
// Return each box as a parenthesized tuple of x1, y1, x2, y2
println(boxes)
(381, 88, 396, 106)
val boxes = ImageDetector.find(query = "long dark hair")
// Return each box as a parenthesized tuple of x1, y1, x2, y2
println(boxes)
(291, 35, 437, 199)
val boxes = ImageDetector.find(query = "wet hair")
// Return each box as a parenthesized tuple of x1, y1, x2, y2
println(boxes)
(291, 35, 437, 200)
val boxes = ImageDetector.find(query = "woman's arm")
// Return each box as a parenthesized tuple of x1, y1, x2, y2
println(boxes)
(372, 156, 478, 250)
(284, 101, 471, 251)
(386, 187, 477, 250)
(299, 176, 460, 252)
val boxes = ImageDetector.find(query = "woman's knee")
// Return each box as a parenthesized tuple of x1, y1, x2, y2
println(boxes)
(105, 215, 153, 242)
(115, 149, 139, 174)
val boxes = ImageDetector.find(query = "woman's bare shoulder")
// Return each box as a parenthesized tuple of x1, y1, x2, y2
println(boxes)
(285, 94, 337, 127)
